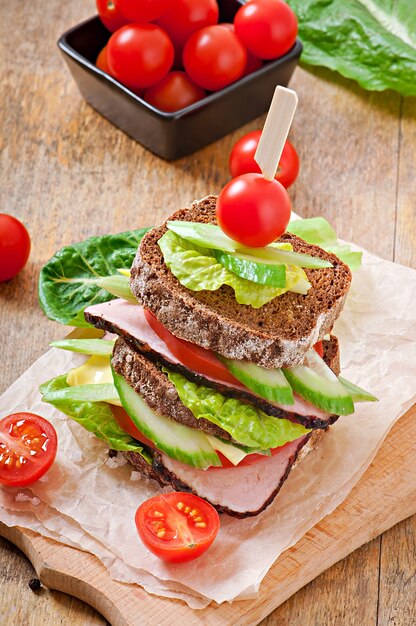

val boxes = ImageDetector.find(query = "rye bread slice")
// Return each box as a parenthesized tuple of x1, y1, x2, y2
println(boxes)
(111, 336, 341, 443)
(130, 195, 351, 368)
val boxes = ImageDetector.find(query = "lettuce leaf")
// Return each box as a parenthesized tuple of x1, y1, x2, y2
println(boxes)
(39, 228, 149, 326)
(40, 374, 150, 459)
(287, 0, 416, 96)
(164, 368, 310, 450)
(158, 230, 307, 308)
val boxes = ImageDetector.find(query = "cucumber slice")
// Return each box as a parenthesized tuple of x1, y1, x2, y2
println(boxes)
(42, 383, 120, 404)
(237, 246, 333, 269)
(221, 357, 295, 405)
(283, 350, 354, 415)
(50, 339, 115, 356)
(167, 221, 238, 253)
(213, 249, 286, 287)
(338, 376, 378, 402)
(113, 369, 221, 469)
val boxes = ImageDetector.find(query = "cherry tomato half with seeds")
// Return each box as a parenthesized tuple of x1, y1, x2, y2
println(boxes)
(183, 25, 247, 91)
(217, 173, 291, 248)
(234, 0, 298, 60)
(0, 214, 31, 282)
(107, 23, 174, 90)
(229, 130, 300, 189)
(0, 413, 58, 487)
(135, 492, 220, 562)
(156, 0, 219, 49)
(144, 71, 206, 112)
(96, 0, 131, 32)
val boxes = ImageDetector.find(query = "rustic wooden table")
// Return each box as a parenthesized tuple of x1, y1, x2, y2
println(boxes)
(1, 1, 415, 624)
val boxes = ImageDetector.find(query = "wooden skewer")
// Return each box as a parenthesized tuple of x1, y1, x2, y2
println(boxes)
(254, 86, 298, 181)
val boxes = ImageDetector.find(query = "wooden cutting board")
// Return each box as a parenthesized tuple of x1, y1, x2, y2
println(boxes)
(1, 403, 415, 626)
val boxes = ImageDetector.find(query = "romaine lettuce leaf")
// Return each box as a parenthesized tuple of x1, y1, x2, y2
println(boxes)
(158, 230, 308, 308)
(40, 374, 150, 459)
(164, 368, 310, 450)
(287, 0, 416, 96)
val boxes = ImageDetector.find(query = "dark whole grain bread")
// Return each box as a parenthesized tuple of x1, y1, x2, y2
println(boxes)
(130, 195, 351, 368)
(111, 336, 341, 440)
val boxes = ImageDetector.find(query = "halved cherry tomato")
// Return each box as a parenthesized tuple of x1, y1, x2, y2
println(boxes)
(144, 309, 240, 386)
(314, 341, 324, 358)
(229, 130, 300, 189)
(217, 173, 291, 247)
(135, 492, 220, 562)
(0, 413, 58, 487)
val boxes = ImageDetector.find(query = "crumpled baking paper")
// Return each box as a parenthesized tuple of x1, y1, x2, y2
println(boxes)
(0, 244, 415, 607)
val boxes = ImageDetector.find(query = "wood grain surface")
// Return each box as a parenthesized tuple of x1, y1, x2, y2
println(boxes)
(0, 0, 415, 624)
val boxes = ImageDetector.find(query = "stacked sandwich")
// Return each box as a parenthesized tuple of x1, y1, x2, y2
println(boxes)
(80, 195, 371, 518)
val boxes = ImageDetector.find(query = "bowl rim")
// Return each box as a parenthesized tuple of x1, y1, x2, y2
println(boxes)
(57, 15, 303, 120)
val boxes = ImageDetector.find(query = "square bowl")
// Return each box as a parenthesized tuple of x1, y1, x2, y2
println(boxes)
(58, 0, 302, 160)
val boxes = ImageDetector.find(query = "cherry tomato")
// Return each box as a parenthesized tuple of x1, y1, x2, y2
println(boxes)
(314, 341, 324, 358)
(116, 0, 169, 22)
(234, 0, 298, 60)
(96, 0, 130, 32)
(156, 0, 219, 49)
(219, 23, 262, 76)
(229, 130, 300, 188)
(0, 413, 58, 487)
(0, 214, 31, 282)
(135, 492, 220, 562)
(216, 173, 291, 247)
(144, 71, 206, 112)
(107, 24, 174, 90)
(96, 45, 110, 74)
(183, 25, 247, 91)
(144, 309, 240, 387)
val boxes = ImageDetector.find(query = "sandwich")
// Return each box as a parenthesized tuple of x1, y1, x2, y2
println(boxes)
(41, 195, 376, 518)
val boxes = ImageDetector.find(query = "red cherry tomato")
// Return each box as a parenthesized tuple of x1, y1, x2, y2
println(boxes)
(96, 45, 110, 74)
(107, 24, 174, 89)
(229, 130, 300, 188)
(156, 0, 219, 49)
(0, 214, 31, 282)
(0, 413, 58, 487)
(216, 173, 291, 247)
(219, 23, 263, 76)
(96, 0, 130, 32)
(183, 25, 247, 91)
(144, 71, 206, 112)
(135, 492, 220, 562)
(111, 406, 156, 448)
(234, 0, 298, 60)
(314, 341, 324, 358)
(144, 309, 240, 387)
(116, 0, 169, 22)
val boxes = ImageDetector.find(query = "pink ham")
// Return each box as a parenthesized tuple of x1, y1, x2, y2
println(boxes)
(85, 299, 333, 424)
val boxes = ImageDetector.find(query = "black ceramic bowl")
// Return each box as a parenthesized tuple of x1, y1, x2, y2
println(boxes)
(58, 0, 302, 160)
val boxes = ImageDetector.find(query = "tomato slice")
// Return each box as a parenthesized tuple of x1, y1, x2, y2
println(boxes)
(0, 413, 58, 487)
(314, 341, 324, 358)
(144, 309, 240, 386)
(135, 492, 220, 562)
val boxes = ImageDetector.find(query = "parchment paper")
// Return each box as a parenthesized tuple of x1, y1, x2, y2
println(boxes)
(1, 244, 415, 606)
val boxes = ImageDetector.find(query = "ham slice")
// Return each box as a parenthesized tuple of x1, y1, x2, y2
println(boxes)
(85, 299, 334, 426)
(127, 434, 310, 518)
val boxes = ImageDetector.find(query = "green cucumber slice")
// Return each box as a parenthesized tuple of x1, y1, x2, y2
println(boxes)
(50, 339, 115, 356)
(338, 376, 378, 402)
(113, 369, 221, 469)
(213, 249, 286, 287)
(167, 221, 238, 252)
(237, 246, 333, 269)
(221, 357, 294, 405)
(283, 350, 354, 415)
(42, 383, 120, 404)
